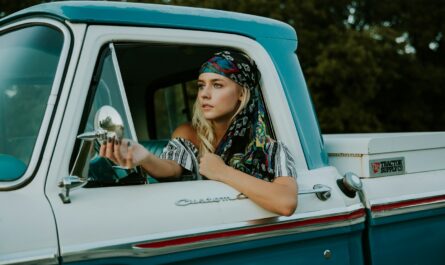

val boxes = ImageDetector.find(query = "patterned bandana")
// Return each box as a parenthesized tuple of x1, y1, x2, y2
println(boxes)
(200, 51, 276, 181)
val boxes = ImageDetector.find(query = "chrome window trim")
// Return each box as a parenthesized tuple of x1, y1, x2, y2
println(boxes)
(109, 43, 138, 141)
(60, 204, 364, 262)
(0, 18, 71, 190)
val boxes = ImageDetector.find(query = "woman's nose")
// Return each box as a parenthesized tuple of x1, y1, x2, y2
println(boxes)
(199, 85, 211, 98)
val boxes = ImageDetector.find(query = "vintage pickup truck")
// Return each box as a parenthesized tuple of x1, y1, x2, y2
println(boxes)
(1, 1, 445, 265)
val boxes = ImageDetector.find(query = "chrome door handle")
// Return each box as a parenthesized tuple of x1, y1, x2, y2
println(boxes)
(299, 184, 331, 201)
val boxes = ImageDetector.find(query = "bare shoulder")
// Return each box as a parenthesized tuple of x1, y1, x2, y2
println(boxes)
(172, 123, 199, 147)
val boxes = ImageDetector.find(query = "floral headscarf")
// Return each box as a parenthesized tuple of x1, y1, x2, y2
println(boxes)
(199, 50, 276, 181)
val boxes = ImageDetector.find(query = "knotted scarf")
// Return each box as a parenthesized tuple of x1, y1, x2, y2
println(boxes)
(199, 50, 276, 181)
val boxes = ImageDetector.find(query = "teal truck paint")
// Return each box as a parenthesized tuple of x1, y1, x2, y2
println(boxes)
(1, 2, 444, 265)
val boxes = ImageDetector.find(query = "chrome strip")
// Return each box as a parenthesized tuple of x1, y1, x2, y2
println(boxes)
(0, 253, 58, 265)
(61, 205, 365, 262)
(0, 18, 71, 190)
(370, 192, 445, 218)
(371, 190, 445, 206)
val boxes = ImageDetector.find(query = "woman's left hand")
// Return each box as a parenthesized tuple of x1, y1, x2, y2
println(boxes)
(199, 153, 229, 181)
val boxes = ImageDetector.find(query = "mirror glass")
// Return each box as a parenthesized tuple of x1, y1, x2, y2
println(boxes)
(94, 105, 124, 139)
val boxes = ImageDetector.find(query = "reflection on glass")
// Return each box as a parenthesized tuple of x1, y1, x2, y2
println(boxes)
(0, 25, 64, 181)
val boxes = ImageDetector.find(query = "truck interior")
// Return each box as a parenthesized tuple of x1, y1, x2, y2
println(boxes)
(75, 43, 274, 186)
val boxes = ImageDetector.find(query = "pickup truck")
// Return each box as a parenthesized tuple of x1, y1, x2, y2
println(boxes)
(1, 2, 445, 265)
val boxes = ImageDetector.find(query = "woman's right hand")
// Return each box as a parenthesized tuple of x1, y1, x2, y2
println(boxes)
(99, 138, 151, 168)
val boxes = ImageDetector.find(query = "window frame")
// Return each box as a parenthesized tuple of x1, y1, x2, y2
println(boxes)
(78, 25, 306, 170)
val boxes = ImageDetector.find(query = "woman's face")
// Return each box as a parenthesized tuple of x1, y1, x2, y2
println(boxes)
(197, 72, 243, 123)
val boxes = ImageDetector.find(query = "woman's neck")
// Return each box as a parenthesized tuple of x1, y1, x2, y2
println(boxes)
(213, 120, 230, 147)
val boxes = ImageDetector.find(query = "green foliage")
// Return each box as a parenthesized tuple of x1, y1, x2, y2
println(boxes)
(2, 0, 444, 133)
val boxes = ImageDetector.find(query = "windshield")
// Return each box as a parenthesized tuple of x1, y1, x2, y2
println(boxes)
(0, 25, 64, 181)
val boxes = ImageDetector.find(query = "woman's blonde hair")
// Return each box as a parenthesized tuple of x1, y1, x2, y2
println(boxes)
(192, 85, 250, 155)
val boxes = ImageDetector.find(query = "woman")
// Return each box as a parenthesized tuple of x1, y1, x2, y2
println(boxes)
(100, 50, 298, 216)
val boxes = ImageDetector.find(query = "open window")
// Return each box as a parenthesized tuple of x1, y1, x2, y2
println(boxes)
(72, 42, 275, 186)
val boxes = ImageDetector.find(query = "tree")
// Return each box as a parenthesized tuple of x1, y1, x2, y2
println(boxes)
(2, 0, 444, 132)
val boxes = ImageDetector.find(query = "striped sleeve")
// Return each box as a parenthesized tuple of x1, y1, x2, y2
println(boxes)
(273, 141, 297, 179)
(159, 138, 198, 172)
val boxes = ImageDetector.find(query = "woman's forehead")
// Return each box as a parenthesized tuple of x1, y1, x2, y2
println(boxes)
(198, 72, 232, 82)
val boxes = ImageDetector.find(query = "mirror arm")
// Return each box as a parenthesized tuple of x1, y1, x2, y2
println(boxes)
(59, 140, 93, 204)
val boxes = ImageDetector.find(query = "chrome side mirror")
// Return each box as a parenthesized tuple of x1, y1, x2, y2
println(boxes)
(77, 105, 124, 141)
(60, 105, 125, 203)
(58, 176, 87, 203)
(337, 172, 363, 198)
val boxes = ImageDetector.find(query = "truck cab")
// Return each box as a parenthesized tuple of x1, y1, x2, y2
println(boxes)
(1, 2, 444, 265)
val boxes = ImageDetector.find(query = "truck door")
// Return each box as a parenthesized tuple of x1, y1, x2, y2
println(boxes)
(45, 25, 367, 265)
(0, 18, 73, 264)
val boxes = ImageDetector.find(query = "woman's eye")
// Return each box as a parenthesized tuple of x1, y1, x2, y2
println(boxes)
(197, 84, 204, 90)
(214, 83, 223, 88)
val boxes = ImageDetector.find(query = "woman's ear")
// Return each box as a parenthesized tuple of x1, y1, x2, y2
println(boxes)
(238, 86, 246, 101)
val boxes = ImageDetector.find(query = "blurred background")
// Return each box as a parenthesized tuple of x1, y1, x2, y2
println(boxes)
(1, 0, 444, 133)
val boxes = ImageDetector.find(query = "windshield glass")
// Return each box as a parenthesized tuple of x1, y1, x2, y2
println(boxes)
(0, 25, 64, 181)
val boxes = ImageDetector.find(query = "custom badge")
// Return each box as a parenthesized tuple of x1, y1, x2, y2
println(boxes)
(369, 157, 405, 177)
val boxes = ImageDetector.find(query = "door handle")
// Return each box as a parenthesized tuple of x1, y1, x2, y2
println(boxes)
(299, 184, 331, 201)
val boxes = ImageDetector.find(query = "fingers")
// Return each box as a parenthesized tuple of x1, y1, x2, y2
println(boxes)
(113, 138, 125, 165)
(99, 137, 135, 168)
(126, 142, 134, 168)
(99, 140, 106, 157)
(105, 137, 114, 160)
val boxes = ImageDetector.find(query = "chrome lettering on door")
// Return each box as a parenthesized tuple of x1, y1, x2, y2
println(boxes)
(175, 193, 247, 206)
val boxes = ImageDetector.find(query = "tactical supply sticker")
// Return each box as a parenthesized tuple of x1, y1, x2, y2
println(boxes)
(369, 157, 405, 177)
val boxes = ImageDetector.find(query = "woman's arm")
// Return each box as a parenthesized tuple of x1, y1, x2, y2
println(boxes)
(199, 153, 298, 216)
(99, 123, 197, 178)
(100, 138, 183, 178)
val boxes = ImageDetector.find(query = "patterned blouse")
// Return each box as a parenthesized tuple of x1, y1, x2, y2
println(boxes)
(160, 138, 297, 182)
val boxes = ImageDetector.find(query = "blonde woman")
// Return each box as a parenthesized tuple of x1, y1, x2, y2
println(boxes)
(100, 51, 298, 216)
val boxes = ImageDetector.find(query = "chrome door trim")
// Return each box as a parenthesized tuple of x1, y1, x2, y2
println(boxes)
(61, 205, 365, 262)
(0, 18, 71, 190)
(0, 255, 58, 265)
(370, 192, 445, 218)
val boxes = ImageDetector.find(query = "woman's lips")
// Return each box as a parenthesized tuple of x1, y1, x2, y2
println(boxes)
(201, 104, 213, 110)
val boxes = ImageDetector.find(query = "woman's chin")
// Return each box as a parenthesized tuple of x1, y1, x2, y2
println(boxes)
(203, 113, 217, 120)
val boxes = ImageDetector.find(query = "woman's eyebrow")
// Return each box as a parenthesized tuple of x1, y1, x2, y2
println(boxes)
(197, 78, 225, 83)
(209, 78, 225, 83)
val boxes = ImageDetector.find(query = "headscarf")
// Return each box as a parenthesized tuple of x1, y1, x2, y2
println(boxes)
(199, 50, 276, 181)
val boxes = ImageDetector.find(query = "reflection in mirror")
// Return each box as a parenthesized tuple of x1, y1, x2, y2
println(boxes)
(77, 105, 125, 141)
(94, 105, 124, 140)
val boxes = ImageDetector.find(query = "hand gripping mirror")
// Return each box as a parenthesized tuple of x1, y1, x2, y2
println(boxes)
(60, 106, 126, 203)
(77, 105, 124, 141)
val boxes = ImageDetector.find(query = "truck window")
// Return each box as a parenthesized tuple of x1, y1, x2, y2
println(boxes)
(0, 25, 64, 181)
(75, 43, 275, 185)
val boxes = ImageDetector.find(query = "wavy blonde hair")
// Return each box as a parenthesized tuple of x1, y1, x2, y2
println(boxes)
(192, 85, 250, 155)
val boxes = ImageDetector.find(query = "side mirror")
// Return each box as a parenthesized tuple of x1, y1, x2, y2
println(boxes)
(77, 105, 124, 141)
(60, 105, 125, 203)
(337, 172, 363, 198)
(58, 176, 87, 203)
